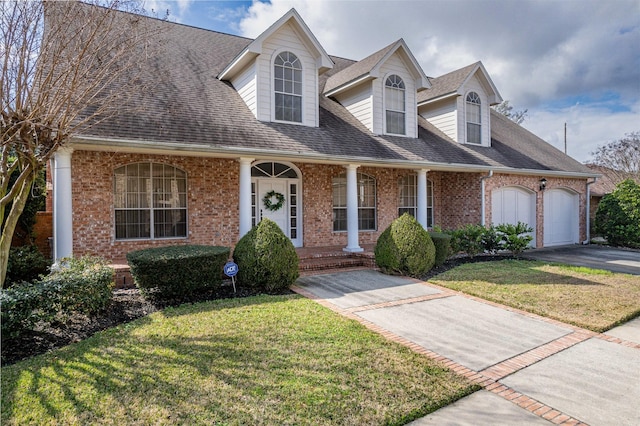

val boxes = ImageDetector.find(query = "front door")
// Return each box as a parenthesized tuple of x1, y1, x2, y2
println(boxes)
(258, 179, 289, 233)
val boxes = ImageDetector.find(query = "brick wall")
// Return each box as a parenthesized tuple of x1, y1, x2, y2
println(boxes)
(68, 151, 588, 260)
(72, 151, 240, 261)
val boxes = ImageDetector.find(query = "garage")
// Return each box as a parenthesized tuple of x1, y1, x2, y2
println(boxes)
(491, 186, 536, 247)
(543, 188, 579, 246)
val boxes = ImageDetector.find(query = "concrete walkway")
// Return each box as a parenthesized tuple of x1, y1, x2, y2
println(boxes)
(294, 270, 640, 425)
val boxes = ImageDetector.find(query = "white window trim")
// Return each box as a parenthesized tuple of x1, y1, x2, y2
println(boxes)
(271, 49, 305, 125)
(465, 91, 482, 145)
(113, 162, 188, 241)
(332, 172, 377, 232)
(398, 175, 434, 227)
(383, 73, 407, 136)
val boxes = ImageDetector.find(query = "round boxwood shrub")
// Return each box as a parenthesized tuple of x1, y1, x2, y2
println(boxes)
(233, 218, 299, 293)
(375, 213, 436, 277)
(428, 231, 451, 267)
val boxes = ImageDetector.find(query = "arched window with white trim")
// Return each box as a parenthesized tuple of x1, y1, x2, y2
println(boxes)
(332, 172, 376, 231)
(385, 74, 406, 135)
(114, 163, 187, 239)
(466, 91, 481, 144)
(274, 51, 302, 123)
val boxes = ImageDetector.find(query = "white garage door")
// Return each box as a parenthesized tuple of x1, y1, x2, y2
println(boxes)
(492, 187, 536, 247)
(544, 188, 579, 246)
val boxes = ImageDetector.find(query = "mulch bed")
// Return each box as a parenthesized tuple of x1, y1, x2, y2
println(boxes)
(1, 254, 516, 366)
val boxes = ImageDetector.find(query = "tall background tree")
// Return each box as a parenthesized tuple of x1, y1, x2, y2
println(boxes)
(590, 131, 640, 183)
(493, 100, 528, 124)
(1, 1, 165, 286)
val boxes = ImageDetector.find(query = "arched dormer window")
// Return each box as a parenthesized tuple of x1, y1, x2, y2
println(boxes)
(385, 75, 405, 135)
(466, 91, 481, 144)
(274, 51, 302, 123)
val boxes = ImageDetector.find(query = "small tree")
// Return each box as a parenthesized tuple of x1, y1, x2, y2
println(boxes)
(590, 131, 640, 183)
(595, 179, 640, 248)
(1, 1, 165, 286)
(493, 100, 528, 124)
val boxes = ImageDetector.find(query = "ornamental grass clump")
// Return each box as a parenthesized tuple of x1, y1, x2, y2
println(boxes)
(233, 219, 299, 293)
(375, 213, 436, 277)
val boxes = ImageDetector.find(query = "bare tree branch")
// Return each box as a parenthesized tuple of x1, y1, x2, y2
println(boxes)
(590, 131, 640, 184)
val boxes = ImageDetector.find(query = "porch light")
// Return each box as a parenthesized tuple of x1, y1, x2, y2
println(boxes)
(539, 178, 547, 191)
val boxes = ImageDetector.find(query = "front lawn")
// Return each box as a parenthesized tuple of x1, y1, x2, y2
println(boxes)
(429, 259, 640, 332)
(1, 294, 477, 425)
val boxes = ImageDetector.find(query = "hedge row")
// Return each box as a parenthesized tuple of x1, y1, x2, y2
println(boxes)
(1, 257, 114, 339)
(127, 245, 230, 299)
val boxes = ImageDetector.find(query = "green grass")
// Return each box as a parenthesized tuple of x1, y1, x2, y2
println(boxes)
(1, 295, 477, 425)
(430, 259, 640, 332)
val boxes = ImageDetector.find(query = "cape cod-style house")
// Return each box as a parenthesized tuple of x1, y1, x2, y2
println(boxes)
(49, 6, 597, 266)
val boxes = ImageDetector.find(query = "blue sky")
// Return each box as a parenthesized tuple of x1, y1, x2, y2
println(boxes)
(146, 0, 639, 162)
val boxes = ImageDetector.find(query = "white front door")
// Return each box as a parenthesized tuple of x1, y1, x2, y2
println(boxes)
(258, 179, 289, 233)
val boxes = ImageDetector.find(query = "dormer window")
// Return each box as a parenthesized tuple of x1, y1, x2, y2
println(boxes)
(274, 51, 302, 123)
(385, 75, 405, 135)
(466, 91, 481, 144)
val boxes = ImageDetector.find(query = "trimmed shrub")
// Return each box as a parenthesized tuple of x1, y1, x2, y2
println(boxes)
(233, 219, 299, 293)
(595, 179, 640, 248)
(448, 224, 485, 257)
(429, 231, 451, 267)
(127, 245, 230, 299)
(375, 213, 436, 277)
(1, 256, 113, 339)
(481, 226, 502, 254)
(6, 245, 50, 286)
(495, 222, 534, 255)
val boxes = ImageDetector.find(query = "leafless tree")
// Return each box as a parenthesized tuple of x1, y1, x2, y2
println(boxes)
(1, 0, 166, 286)
(590, 131, 640, 184)
(493, 100, 528, 125)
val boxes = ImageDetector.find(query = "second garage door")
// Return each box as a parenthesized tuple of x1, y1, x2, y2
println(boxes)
(543, 188, 579, 246)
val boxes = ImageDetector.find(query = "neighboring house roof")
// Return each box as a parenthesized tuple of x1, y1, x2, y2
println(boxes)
(585, 165, 621, 196)
(72, 8, 594, 178)
(417, 61, 502, 106)
(323, 39, 430, 97)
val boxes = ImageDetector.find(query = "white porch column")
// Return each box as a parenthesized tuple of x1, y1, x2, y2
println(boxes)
(53, 147, 74, 261)
(343, 164, 363, 252)
(238, 157, 254, 239)
(416, 169, 429, 228)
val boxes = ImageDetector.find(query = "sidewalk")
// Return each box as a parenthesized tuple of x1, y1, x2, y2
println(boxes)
(294, 270, 640, 425)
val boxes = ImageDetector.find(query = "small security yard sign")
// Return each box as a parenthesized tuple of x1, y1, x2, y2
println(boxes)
(224, 261, 239, 292)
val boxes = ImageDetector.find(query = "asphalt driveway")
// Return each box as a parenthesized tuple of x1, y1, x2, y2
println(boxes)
(294, 270, 640, 425)
(522, 244, 640, 275)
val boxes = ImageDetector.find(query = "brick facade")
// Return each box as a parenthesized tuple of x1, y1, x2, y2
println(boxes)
(67, 150, 588, 261)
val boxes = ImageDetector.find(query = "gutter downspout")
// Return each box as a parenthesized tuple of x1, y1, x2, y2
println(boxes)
(583, 177, 598, 244)
(480, 170, 494, 226)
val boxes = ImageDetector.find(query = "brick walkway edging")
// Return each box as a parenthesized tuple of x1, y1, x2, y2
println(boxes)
(291, 281, 639, 426)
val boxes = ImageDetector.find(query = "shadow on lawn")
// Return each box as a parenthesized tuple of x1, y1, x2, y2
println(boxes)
(427, 258, 607, 287)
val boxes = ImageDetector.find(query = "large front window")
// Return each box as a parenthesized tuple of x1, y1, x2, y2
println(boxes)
(398, 174, 434, 227)
(274, 51, 302, 123)
(332, 172, 376, 231)
(466, 91, 481, 144)
(385, 74, 405, 135)
(114, 163, 187, 239)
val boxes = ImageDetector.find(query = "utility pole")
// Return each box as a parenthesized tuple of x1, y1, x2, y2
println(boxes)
(564, 122, 567, 155)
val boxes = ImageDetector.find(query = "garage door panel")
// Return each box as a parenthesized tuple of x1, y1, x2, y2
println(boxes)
(492, 187, 536, 247)
(544, 189, 578, 246)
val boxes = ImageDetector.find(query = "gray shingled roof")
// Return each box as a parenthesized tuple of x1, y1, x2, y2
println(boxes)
(323, 40, 398, 94)
(417, 62, 479, 104)
(74, 8, 593, 177)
